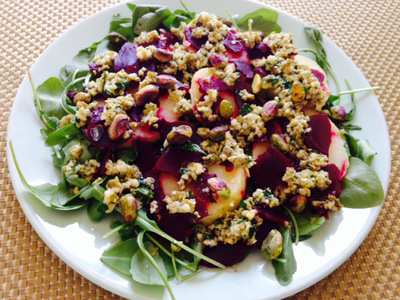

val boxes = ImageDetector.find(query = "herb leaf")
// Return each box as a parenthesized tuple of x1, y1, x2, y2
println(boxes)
(166, 141, 206, 155)
(236, 8, 281, 36)
(101, 238, 139, 276)
(340, 157, 384, 208)
(272, 227, 297, 286)
(238, 103, 253, 116)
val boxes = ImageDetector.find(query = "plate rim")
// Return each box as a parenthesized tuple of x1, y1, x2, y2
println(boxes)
(6, 0, 392, 299)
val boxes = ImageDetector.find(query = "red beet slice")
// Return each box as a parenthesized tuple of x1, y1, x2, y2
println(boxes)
(201, 241, 249, 267)
(135, 139, 158, 173)
(254, 204, 289, 224)
(158, 213, 193, 241)
(224, 31, 244, 54)
(228, 58, 254, 79)
(311, 69, 325, 83)
(311, 163, 342, 200)
(305, 114, 331, 155)
(114, 42, 139, 73)
(184, 27, 207, 50)
(153, 149, 197, 178)
(250, 146, 292, 190)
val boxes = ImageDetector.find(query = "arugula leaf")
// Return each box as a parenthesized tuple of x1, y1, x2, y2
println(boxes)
(59, 39, 109, 82)
(36, 77, 67, 126)
(340, 157, 384, 208)
(44, 123, 81, 147)
(343, 133, 376, 164)
(131, 231, 174, 299)
(9, 140, 85, 210)
(293, 211, 325, 236)
(101, 238, 139, 276)
(87, 198, 108, 221)
(238, 103, 253, 116)
(272, 227, 297, 286)
(300, 24, 340, 93)
(135, 210, 226, 269)
(131, 5, 171, 35)
(236, 8, 281, 36)
(166, 141, 206, 155)
(342, 124, 362, 131)
(109, 14, 134, 41)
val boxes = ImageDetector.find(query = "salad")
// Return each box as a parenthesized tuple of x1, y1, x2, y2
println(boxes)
(10, 2, 385, 299)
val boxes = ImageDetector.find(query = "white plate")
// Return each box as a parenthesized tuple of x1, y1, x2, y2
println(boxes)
(7, 0, 391, 299)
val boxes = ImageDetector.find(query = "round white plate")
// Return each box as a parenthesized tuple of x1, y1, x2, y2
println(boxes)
(7, 0, 391, 299)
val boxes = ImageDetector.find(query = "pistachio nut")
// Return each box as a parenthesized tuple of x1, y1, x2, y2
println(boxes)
(209, 53, 228, 68)
(219, 99, 233, 119)
(134, 84, 159, 105)
(330, 105, 346, 121)
(252, 74, 262, 94)
(270, 133, 288, 153)
(261, 229, 283, 260)
(288, 195, 307, 213)
(108, 114, 130, 140)
(156, 74, 177, 89)
(73, 92, 91, 105)
(262, 100, 277, 122)
(291, 81, 305, 102)
(217, 16, 232, 27)
(119, 194, 138, 223)
(166, 125, 193, 145)
(207, 177, 230, 199)
(107, 32, 128, 47)
(153, 48, 173, 62)
(209, 126, 227, 142)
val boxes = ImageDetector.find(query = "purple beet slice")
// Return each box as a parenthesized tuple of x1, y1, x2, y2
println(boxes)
(153, 149, 197, 178)
(201, 241, 249, 267)
(254, 204, 289, 224)
(157, 213, 193, 241)
(250, 146, 293, 190)
(305, 114, 331, 155)
(114, 42, 139, 73)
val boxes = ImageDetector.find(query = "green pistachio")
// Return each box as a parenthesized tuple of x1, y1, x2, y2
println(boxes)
(219, 100, 233, 119)
(261, 229, 283, 260)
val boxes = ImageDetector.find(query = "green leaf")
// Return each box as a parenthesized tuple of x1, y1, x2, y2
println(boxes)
(36, 77, 67, 126)
(135, 210, 226, 269)
(59, 39, 109, 82)
(343, 132, 360, 158)
(9, 141, 84, 210)
(101, 238, 139, 276)
(131, 5, 171, 35)
(131, 233, 169, 286)
(238, 103, 253, 116)
(44, 123, 81, 147)
(293, 211, 325, 236)
(340, 157, 384, 208)
(87, 198, 108, 221)
(272, 227, 297, 286)
(109, 14, 134, 41)
(357, 139, 376, 165)
(80, 180, 106, 202)
(166, 141, 206, 155)
(236, 8, 281, 36)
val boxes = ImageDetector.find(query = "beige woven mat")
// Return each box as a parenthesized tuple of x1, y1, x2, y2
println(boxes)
(1, 0, 399, 299)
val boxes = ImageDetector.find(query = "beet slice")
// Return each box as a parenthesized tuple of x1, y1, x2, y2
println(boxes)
(153, 149, 197, 178)
(158, 213, 193, 241)
(198, 75, 230, 93)
(254, 204, 289, 224)
(311, 163, 342, 200)
(114, 42, 139, 73)
(305, 114, 331, 155)
(250, 146, 293, 190)
(228, 59, 254, 79)
(224, 31, 244, 54)
(311, 69, 325, 83)
(135, 139, 158, 173)
(184, 27, 207, 50)
(201, 241, 249, 267)
(250, 221, 277, 249)
(248, 42, 272, 59)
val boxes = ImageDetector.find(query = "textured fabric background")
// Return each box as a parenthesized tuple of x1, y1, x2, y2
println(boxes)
(0, 0, 399, 299)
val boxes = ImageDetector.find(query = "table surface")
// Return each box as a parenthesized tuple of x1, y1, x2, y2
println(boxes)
(1, 0, 399, 299)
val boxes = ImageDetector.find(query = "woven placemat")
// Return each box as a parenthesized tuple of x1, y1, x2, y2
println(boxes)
(1, 0, 399, 299)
